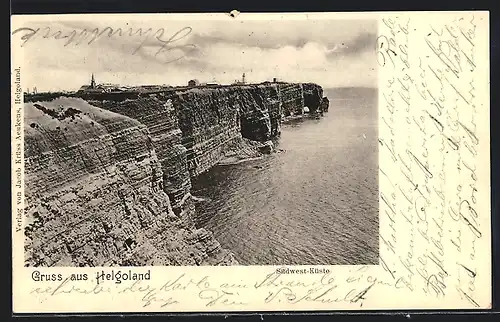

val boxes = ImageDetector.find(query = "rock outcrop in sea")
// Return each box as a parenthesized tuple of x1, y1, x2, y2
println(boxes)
(23, 82, 328, 267)
(321, 97, 330, 112)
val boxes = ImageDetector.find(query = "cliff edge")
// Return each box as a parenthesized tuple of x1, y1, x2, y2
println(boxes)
(24, 97, 237, 266)
(23, 82, 328, 267)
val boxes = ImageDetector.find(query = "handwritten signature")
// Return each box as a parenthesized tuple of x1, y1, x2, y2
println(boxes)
(253, 269, 396, 307)
(11, 26, 197, 64)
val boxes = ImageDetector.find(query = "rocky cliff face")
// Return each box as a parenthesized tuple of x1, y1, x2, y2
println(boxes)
(84, 84, 284, 180)
(170, 87, 246, 176)
(278, 83, 304, 116)
(83, 94, 192, 217)
(302, 83, 324, 114)
(23, 82, 326, 267)
(24, 97, 237, 267)
(321, 97, 330, 112)
(249, 84, 282, 138)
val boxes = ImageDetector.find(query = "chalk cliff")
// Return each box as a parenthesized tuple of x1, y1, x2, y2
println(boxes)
(278, 83, 304, 116)
(83, 93, 192, 217)
(170, 87, 251, 176)
(277, 83, 327, 116)
(24, 97, 237, 266)
(23, 82, 326, 267)
(83, 84, 285, 181)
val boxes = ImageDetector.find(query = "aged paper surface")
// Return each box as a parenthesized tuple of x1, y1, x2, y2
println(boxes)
(11, 11, 490, 313)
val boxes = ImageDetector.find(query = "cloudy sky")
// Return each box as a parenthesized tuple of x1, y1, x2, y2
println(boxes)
(12, 16, 377, 92)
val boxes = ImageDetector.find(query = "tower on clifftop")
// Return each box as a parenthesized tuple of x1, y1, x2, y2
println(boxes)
(90, 73, 96, 88)
(242, 73, 246, 84)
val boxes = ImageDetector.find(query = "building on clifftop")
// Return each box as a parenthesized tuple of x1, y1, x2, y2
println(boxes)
(78, 73, 123, 93)
(188, 79, 200, 87)
(232, 73, 247, 85)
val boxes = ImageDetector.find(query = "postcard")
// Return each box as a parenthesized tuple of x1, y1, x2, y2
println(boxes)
(11, 11, 491, 313)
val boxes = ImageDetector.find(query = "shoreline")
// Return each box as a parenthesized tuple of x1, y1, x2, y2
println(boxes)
(281, 112, 325, 124)
(217, 155, 264, 166)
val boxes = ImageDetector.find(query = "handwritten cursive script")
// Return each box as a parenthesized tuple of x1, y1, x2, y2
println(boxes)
(28, 268, 401, 309)
(11, 26, 196, 64)
(377, 13, 484, 308)
(18, 12, 490, 312)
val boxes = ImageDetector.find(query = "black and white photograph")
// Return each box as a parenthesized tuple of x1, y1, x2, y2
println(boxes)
(17, 17, 379, 267)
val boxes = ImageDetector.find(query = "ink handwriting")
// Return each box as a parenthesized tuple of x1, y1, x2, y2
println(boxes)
(11, 26, 196, 64)
(378, 13, 484, 308)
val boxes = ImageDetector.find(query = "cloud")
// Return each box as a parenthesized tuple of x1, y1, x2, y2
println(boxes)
(14, 17, 378, 91)
(187, 19, 377, 52)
